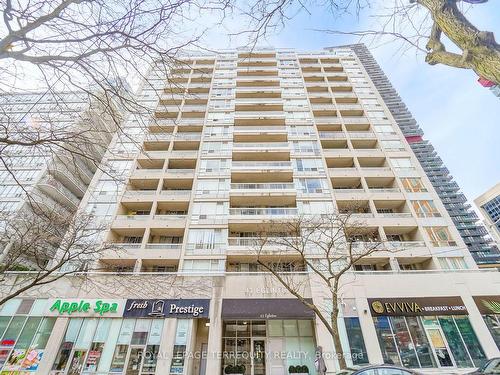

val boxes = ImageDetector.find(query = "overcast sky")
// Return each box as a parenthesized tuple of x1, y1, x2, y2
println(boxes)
(205, 1, 500, 210)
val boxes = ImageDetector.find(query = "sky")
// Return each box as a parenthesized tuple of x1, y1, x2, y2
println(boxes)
(203, 0, 500, 213)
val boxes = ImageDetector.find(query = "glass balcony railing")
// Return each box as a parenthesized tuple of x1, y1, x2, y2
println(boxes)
(231, 161, 292, 169)
(233, 142, 289, 148)
(145, 243, 182, 250)
(231, 183, 295, 190)
(230, 208, 298, 216)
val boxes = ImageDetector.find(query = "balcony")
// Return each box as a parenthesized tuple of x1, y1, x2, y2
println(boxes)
(231, 161, 292, 171)
(319, 131, 345, 139)
(233, 142, 289, 150)
(38, 175, 80, 207)
(347, 131, 376, 139)
(230, 207, 298, 217)
(233, 126, 287, 135)
(231, 183, 295, 191)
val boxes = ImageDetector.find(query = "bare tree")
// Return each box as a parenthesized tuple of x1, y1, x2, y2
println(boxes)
(0, 204, 114, 306)
(236, 0, 499, 84)
(252, 212, 393, 370)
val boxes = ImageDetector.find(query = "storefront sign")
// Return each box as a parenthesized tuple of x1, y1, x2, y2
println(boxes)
(368, 297, 467, 316)
(47, 299, 124, 317)
(473, 295, 500, 314)
(123, 299, 210, 318)
(222, 298, 315, 319)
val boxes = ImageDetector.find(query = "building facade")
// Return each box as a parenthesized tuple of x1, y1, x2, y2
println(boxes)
(475, 183, 500, 245)
(0, 47, 499, 375)
(336, 44, 500, 267)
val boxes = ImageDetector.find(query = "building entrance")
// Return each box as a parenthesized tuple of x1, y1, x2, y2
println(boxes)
(251, 338, 266, 375)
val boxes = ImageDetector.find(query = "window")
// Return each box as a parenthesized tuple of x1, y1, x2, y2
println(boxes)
(299, 201, 334, 215)
(411, 200, 441, 218)
(381, 140, 404, 150)
(191, 202, 227, 218)
(294, 159, 323, 172)
(85, 203, 116, 217)
(373, 125, 395, 134)
(296, 178, 328, 193)
(200, 159, 229, 173)
(401, 178, 427, 193)
(390, 158, 413, 169)
(196, 179, 229, 194)
(53, 318, 163, 375)
(425, 227, 456, 247)
(187, 228, 227, 249)
(182, 259, 224, 272)
(438, 257, 468, 270)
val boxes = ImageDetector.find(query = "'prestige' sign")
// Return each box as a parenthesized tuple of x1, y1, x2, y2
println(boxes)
(123, 299, 210, 318)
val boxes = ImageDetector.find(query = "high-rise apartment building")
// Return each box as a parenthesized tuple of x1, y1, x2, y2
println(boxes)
(0, 91, 120, 265)
(336, 44, 500, 267)
(0, 47, 499, 375)
(475, 183, 500, 244)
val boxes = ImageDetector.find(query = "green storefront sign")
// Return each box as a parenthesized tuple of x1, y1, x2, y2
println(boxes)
(49, 299, 119, 316)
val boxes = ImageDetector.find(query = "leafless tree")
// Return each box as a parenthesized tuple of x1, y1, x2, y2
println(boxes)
(0, 0, 229, 194)
(252, 212, 395, 370)
(236, 0, 499, 84)
(0, 204, 115, 306)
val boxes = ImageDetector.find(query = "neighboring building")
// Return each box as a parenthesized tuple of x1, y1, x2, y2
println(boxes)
(475, 183, 500, 245)
(0, 91, 121, 265)
(0, 47, 499, 375)
(337, 43, 500, 267)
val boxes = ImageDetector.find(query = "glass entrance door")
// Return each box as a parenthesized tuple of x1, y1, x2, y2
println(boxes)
(251, 339, 266, 375)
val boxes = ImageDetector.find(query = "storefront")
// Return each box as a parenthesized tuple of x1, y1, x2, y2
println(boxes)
(24, 298, 210, 375)
(369, 297, 487, 370)
(221, 299, 316, 375)
(0, 299, 57, 373)
(473, 296, 500, 350)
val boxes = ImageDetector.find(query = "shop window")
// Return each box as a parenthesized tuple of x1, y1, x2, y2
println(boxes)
(170, 319, 191, 374)
(404, 317, 435, 368)
(373, 316, 403, 366)
(0, 316, 55, 372)
(482, 315, 500, 349)
(344, 317, 369, 365)
(53, 318, 163, 375)
(374, 314, 486, 370)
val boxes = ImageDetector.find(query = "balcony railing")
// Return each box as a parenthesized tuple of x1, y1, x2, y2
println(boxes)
(111, 243, 142, 250)
(369, 188, 401, 193)
(230, 208, 298, 216)
(347, 132, 376, 138)
(231, 161, 292, 169)
(319, 132, 345, 139)
(159, 190, 192, 196)
(114, 215, 150, 221)
(378, 213, 413, 218)
(153, 214, 187, 220)
(145, 243, 182, 250)
(233, 142, 289, 149)
(231, 183, 295, 190)
(385, 241, 426, 249)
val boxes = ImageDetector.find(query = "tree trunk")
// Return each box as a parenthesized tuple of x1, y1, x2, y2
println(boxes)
(418, 0, 500, 84)
(331, 301, 347, 370)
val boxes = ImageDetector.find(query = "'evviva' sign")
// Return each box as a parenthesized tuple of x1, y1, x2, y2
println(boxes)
(123, 299, 210, 318)
(368, 296, 467, 316)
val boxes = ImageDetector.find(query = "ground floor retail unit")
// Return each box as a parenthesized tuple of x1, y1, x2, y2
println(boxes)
(0, 295, 498, 374)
